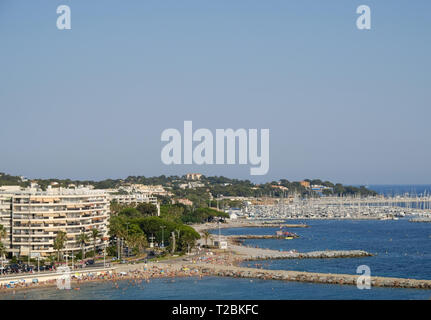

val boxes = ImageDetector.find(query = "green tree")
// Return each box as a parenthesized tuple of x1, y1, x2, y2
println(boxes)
(109, 216, 128, 258)
(76, 232, 90, 261)
(110, 200, 129, 216)
(136, 202, 158, 216)
(0, 225, 7, 249)
(118, 207, 141, 218)
(0, 243, 7, 263)
(91, 229, 101, 257)
(202, 230, 211, 246)
(127, 232, 148, 255)
(53, 231, 67, 262)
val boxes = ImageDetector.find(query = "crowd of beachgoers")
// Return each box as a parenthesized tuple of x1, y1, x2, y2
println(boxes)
(0, 250, 242, 294)
(0, 263, 207, 294)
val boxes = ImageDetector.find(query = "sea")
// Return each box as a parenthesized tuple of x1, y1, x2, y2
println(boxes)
(1, 185, 430, 300)
(367, 184, 431, 196)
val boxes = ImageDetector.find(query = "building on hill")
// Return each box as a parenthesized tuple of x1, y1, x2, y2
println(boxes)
(107, 192, 158, 207)
(271, 185, 289, 191)
(126, 184, 170, 196)
(185, 173, 202, 181)
(300, 180, 310, 188)
(179, 181, 205, 189)
(173, 198, 193, 206)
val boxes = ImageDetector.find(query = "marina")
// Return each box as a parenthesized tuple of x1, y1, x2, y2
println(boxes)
(246, 195, 431, 220)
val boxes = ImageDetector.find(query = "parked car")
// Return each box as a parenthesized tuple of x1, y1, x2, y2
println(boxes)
(85, 259, 94, 266)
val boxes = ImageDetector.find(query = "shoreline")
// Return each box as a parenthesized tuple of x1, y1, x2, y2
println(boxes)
(1, 219, 430, 296)
(2, 252, 431, 296)
(0, 264, 202, 294)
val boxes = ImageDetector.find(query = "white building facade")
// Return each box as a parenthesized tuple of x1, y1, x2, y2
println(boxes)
(0, 186, 110, 258)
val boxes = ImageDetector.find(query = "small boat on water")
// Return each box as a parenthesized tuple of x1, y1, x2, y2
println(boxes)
(276, 229, 299, 239)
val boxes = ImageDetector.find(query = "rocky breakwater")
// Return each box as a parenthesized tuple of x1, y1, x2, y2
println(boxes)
(191, 264, 431, 290)
(229, 243, 373, 261)
(195, 222, 309, 233)
(230, 235, 300, 244)
(409, 217, 431, 223)
(244, 249, 372, 260)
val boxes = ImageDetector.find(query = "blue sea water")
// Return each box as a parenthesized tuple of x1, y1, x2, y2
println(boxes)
(368, 184, 431, 196)
(1, 276, 430, 300)
(217, 219, 431, 280)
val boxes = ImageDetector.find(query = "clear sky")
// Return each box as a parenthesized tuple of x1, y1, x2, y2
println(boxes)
(0, 0, 430, 184)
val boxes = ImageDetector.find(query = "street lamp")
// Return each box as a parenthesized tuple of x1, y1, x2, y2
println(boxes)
(149, 234, 155, 248)
(115, 237, 120, 260)
(126, 222, 129, 258)
(160, 226, 166, 248)
(80, 227, 85, 262)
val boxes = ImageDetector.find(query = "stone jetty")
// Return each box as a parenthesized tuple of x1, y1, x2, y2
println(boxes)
(190, 264, 431, 290)
(409, 217, 431, 223)
(239, 223, 309, 228)
(229, 235, 300, 242)
(229, 244, 372, 260)
(193, 221, 309, 233)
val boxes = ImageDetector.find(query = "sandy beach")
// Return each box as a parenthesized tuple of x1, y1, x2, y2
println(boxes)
(1, 220, 431, 294)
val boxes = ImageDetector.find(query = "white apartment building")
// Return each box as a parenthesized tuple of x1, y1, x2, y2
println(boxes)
(108, 193, 160, 216)
(129, 184, 169, 196)
(108, 193, 158, 206)
(0, 193, 12, 252)
(0, 186, 110, 258)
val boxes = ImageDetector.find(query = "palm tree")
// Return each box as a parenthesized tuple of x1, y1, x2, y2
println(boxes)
(0, 224, 7, 252)
(128, 233, 148, 255)
(0, 224, 7, 261)
(109, 217, 127, 259)
(0, 243, 6, 261)
(91, 229, 101, 258)
(76, 232, 89, 261)
(53, 231, 67, 262)
(0, 242, 6, 272)
(0, 224, 7, 243)
(202, 230, 211, 246)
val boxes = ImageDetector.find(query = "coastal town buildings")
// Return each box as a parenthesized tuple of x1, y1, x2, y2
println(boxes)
(0, 186, 110, 258)
(179, 181, 205, 189)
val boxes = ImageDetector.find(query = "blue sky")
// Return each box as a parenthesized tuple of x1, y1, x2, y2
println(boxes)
(0, 0, 430, 184)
